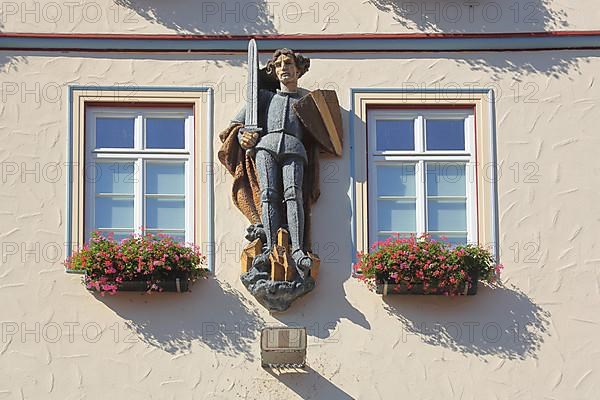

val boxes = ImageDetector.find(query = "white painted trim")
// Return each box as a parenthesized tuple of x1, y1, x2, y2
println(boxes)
(134, 158, 143, 236)
(350, 88, 499, 268)
(186, 113, 195, 245)
(93, 152, 190, 159)
(366, 108, 476, 247)
(417, 159, 426, 236)
(205, 88, 215, 271)
(487, 89, 500, 261)
(84, 106, 194, 243)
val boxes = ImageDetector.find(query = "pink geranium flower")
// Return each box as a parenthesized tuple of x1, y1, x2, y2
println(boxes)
(354, 233, 499, 295)
(65, 230, 207, 294)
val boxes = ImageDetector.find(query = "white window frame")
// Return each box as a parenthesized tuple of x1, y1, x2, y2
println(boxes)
(367, 108, 477, 246)
(84, 106, 195, 243)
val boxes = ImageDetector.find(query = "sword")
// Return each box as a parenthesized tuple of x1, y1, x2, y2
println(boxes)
(242, 39, 262, 156)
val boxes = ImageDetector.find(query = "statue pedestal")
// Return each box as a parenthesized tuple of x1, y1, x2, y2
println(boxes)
(241, 228, 320, 282)
(240, 228, 319, 311)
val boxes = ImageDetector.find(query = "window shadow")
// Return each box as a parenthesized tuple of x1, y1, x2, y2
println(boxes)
(366, 0, 568, 33)
(0, 54, 27, 73)
(381, 283, 551, 359)
(266, 366, 355, 400)
(313, 51, 588, 82)
(454, 51, 588, 80)
(95, 278, 265, 360)
(114, 0, 277, 35)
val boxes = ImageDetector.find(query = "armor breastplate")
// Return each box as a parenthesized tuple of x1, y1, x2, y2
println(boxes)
(257, 89, 307, 162)
(232, 89, 308, 162)
(264, 90, 304, 139)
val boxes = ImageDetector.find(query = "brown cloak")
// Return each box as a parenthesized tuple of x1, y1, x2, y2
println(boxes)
(217, 123, 321, 248)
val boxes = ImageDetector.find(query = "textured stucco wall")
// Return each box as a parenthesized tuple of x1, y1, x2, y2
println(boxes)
(0, 0, 597, 34)
(0, 50, 599, 399)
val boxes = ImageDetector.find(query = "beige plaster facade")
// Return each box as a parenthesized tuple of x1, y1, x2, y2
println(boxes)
(0, 2, 599, 399)
(0, 0, 598, 34)
(0, 48, 598, 399)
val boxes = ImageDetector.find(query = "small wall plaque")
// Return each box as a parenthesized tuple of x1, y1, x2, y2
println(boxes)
(260, 327, 307, 368)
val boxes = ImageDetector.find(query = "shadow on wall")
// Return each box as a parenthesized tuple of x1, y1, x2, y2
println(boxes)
(366, 0, 568, 32)
(382, 283, 550, 359)
(270, 106, 371, 338)
(0, 55, 27, 73)
(313, 47, 589, 83)
(97, 278, 265, 360)
(267, 367, 355, 400)
(114, 0, 276, 34)
(454, 50, 588, 80)
(360, 1, 580, 79)
(0, 0, 586, 78)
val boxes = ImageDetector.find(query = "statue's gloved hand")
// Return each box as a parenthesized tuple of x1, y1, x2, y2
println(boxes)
(240, 131, 259, 150)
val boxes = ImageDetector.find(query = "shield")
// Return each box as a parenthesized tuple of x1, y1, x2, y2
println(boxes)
(293, 89, 343, 157)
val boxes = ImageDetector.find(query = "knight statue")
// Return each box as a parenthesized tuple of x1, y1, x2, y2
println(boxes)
(218, 40, 343, 311)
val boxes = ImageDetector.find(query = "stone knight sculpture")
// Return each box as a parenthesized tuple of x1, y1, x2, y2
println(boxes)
(218, 40, 342, 311)
(233, 47, 313, 273)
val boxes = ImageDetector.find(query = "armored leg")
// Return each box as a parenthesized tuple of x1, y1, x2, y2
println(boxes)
(282, 156, 305, 251)
(255, 150, 283, 252)
(282, 157, 312, 273)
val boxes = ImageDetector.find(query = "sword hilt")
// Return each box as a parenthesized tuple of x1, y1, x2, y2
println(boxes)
(241, 126, 262, 157)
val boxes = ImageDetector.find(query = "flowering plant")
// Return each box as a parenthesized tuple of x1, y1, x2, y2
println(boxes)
(353, 234, 503, 295)
(65, 231, 208, 295)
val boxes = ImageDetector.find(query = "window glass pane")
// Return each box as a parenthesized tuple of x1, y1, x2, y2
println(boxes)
(427, 200, 467, 231)
(146, 118, 185, 149)
(426, 119, 465, 150)
(146, 199, 185, 229)
(97, 230, 134, 242)
(377, 164, 416, 197)
(430, 233, 467, 247)
(426, 163, 466, 196)
(376, 232, 413, 242)
(146, 163, 185, 195)
(377, 200, 416, 232)
(95, 162, 135, 194)
(95, 197, 134, 229)
(148, 231, 186, 243)
(96, 117, 134, 148)
(376, 120, 414, 151)
(112, 231, 134, 242)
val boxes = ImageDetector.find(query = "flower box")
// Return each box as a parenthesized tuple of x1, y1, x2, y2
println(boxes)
(65, 232, 207, 295)
(375, 269, 479, 296)
(354, 235, 501, 297)
(90, 271, 191, 293)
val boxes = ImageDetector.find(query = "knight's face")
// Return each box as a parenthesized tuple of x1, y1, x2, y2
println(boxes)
(274, 54, 299, 85)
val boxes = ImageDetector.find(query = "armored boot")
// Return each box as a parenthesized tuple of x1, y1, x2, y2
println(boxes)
(283, 184, 312, 278)
(252, 187, 283, 272)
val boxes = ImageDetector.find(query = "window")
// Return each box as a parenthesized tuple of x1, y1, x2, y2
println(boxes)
(67, 87, 212, 269)
(368, 109, 476, 246)
(85, 107, 194, 243)
(350, 88, 499, 258)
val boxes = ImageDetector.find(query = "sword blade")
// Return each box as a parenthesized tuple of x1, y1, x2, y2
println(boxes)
(245, 39, 259, 128)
